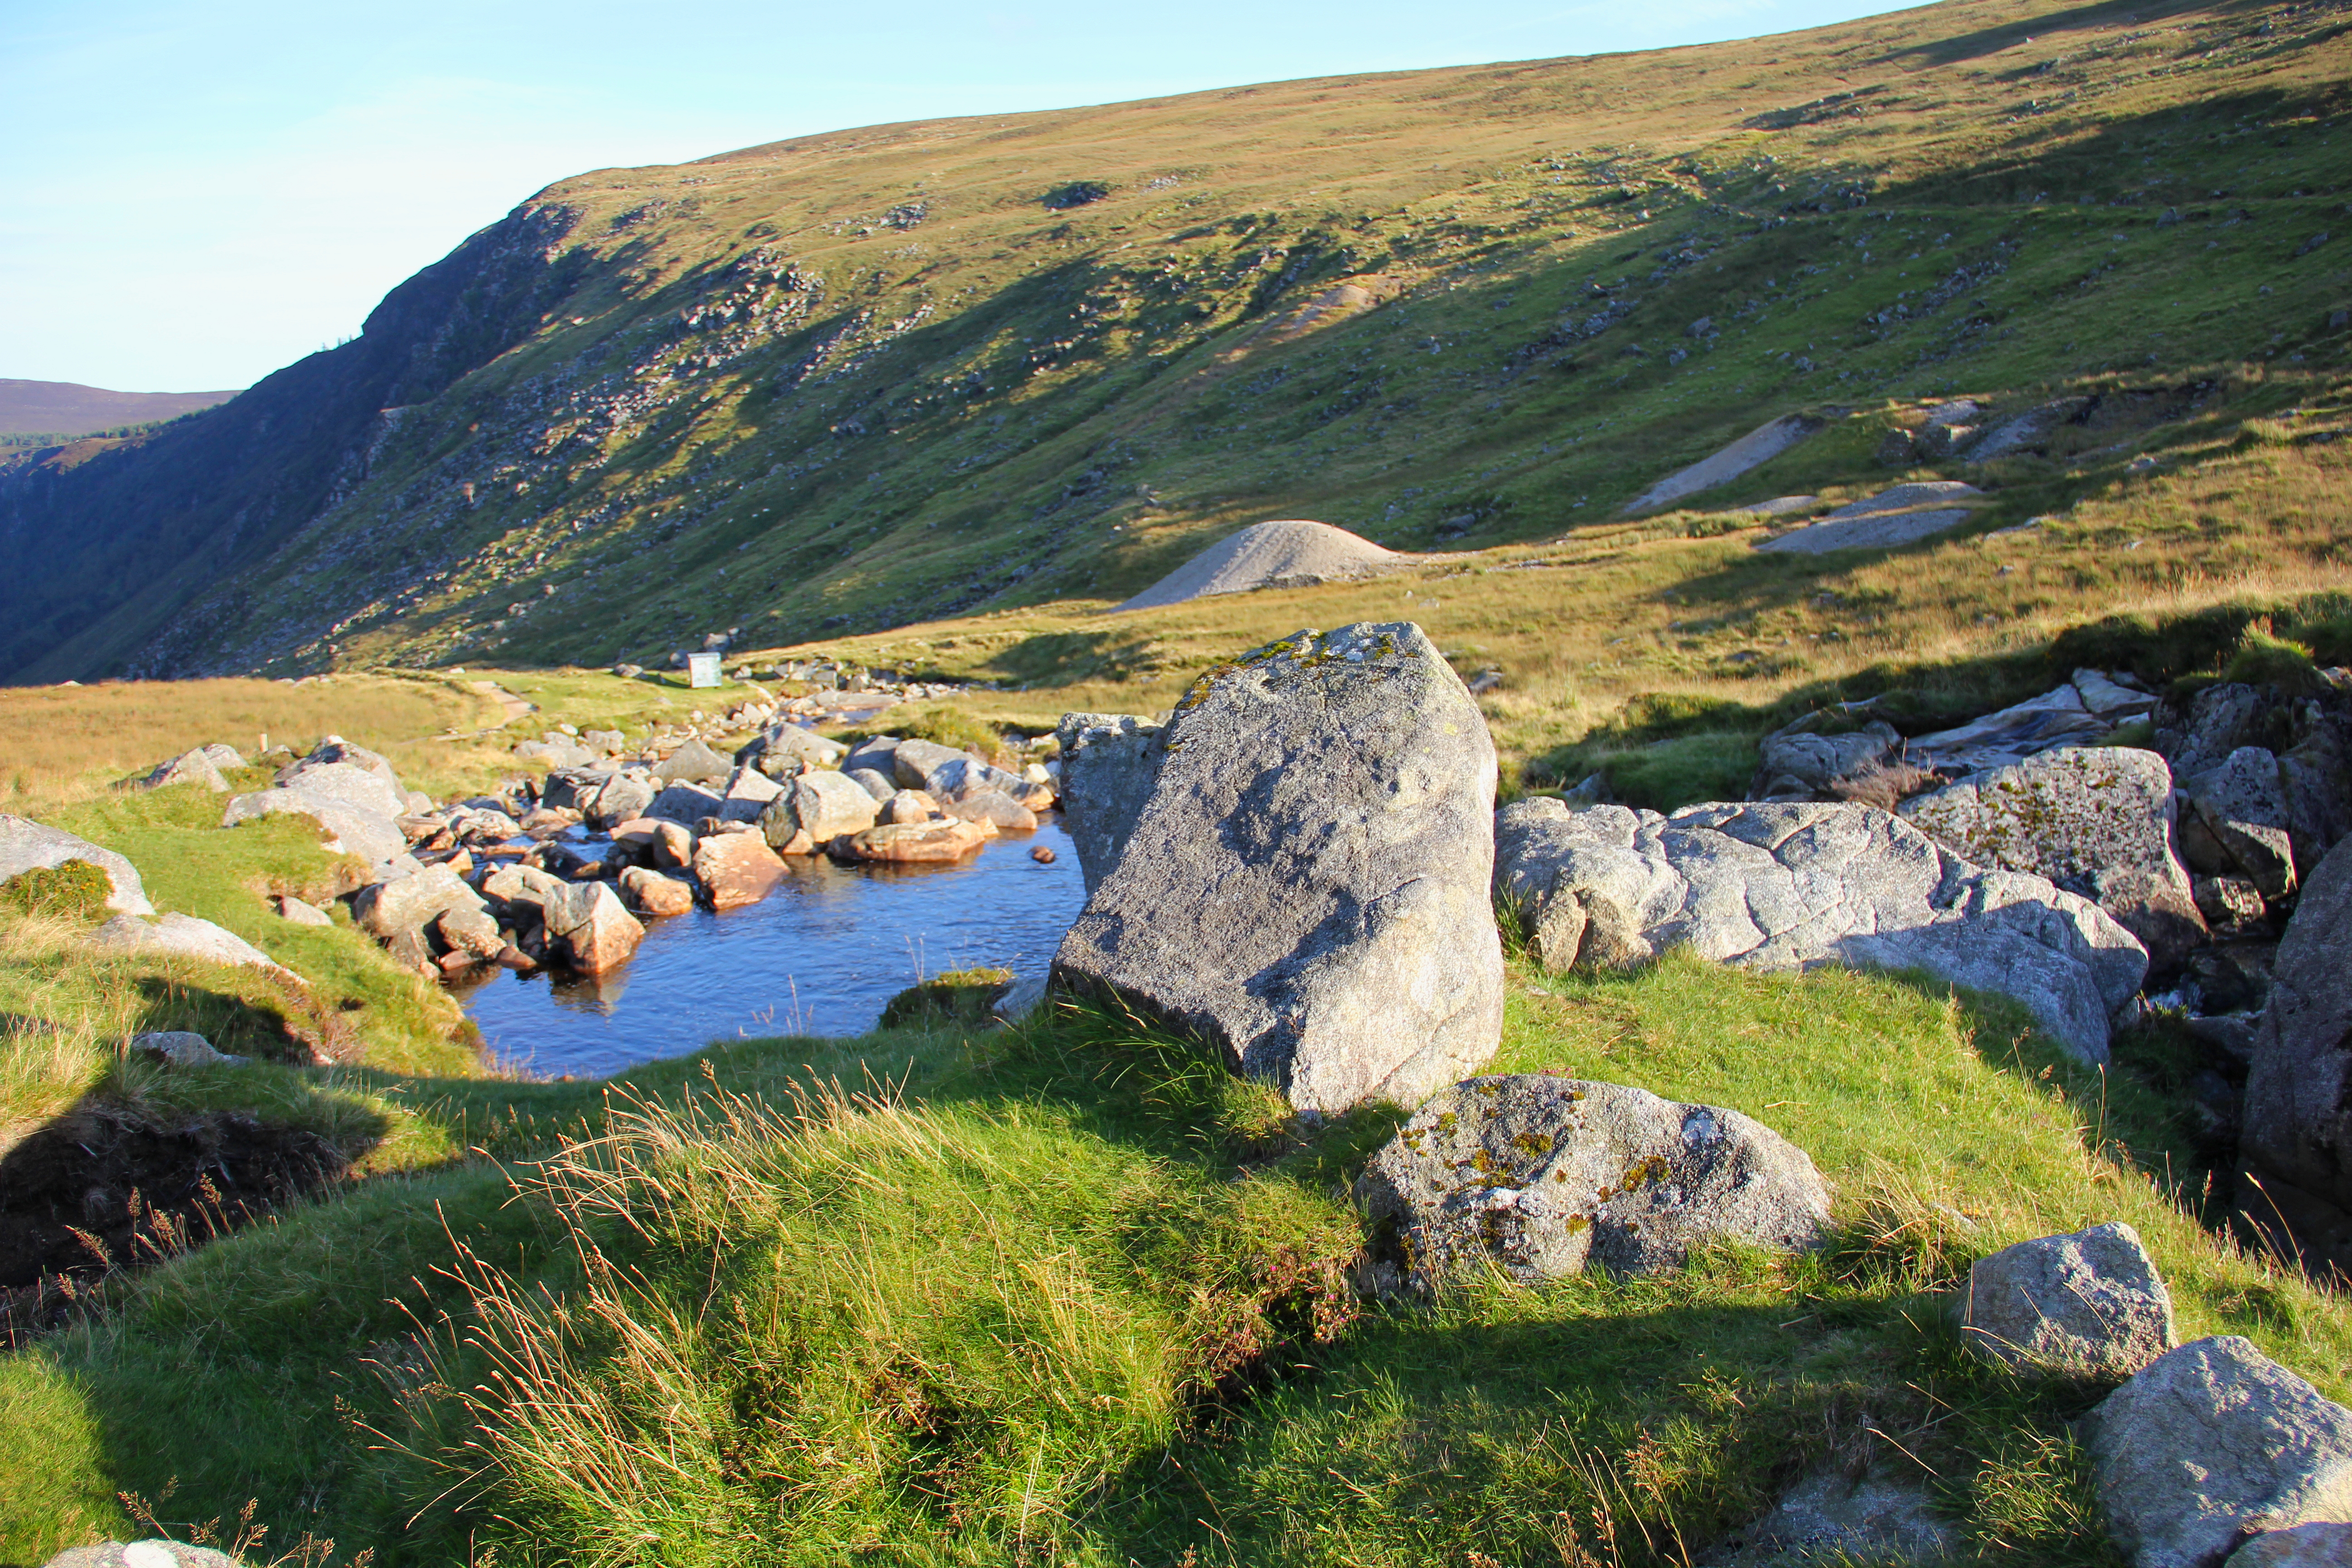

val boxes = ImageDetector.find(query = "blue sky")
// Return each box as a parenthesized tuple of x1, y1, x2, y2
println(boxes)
(4, 0, 1931, 392)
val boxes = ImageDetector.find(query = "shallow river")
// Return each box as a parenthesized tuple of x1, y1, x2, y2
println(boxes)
(455, 817, 1086, 1078)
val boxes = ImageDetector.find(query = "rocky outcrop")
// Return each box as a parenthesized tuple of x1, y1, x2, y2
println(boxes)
(1494, 799, 2147, 1063)
(2238, 835, 2352, 1278)
(1753, 480, 1986, 554)
(2091, 1336, 2352, 1568)
(1054, 623, 1504, 1115)
(0, 815, 153, 915)
(1900, 748, 2206, 970)
(1053, 713, 1168, 894)
(1961, 1222, 2176, 1377)
(1357, 1076, 1830, 1287)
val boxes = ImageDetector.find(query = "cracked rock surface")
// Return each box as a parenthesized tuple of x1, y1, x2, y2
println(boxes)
(1054, 622, 1502, 1114)
(1495, 797, 2148, 1063)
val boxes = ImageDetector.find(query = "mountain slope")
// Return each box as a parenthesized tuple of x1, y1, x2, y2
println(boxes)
(2, 0, 2347, 682)
(0, 380, 240, 438)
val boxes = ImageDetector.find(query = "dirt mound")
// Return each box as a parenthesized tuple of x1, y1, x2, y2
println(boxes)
(1114, 520, 1404, 612)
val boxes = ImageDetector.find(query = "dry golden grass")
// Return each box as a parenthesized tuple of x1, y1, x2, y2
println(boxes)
(734, 417, 2352, 773)
(0, 674, 500, 808)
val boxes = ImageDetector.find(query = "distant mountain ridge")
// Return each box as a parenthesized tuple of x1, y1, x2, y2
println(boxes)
(0, 379, 240, 437)
(1, 0, 2346, 683)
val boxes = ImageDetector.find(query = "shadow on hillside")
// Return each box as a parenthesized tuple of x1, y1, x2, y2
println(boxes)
(0, 1081, 385, 1348)
(1878, 0, 2262, 68)
(985, 628, 1162, 687)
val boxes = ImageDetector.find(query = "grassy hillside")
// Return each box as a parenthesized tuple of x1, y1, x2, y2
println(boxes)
(2, 0, 2347, 683)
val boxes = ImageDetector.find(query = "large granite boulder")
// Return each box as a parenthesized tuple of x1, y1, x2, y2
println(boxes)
(2182, 748, 2299, 900)
(272, 757, 407, 820)
(1906, 675, 2154, 776)
(1357, 1076, 1830, 1287)
(2239, 835, 2352, 1277)
(2280, 715, 2352, 879)
(760, 770, 881, 846)
(220, 787, 410, 873)
(2091, 1336, 2352, 1568)
(1900, 747, 2207, 970)
(1961, 1221, 2176, 1377)
(1494, 798, 2148, 1063)
(587, 770, 657, 828)
(0, 816, 152, 915)
(1054, 623, 1504, 1114)
(1054, 713, 1169, 894)
(890, 739, 971, 791)
(538, 767, 613, 813)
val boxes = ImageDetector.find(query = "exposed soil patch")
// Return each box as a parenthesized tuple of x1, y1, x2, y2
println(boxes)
(0, 1107, 348, 1344)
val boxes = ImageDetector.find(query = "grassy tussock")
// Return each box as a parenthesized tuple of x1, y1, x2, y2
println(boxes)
(386, 1078, 1360, 1563)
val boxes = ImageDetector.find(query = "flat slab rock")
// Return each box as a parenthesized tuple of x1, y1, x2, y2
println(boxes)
(1357, 1076, 1831, 1286)
(1054, 622, 1503, 1114)
(2092, 1335, 2352, 1568)
(1961, 1221, 2176, 1377)
(87, 913, 302, 984)
(1754, 480, 1987, 554)
(1494, 798, 2148, 1063)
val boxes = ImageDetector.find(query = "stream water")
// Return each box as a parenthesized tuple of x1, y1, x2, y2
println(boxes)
(454, 817, 1086, 1078)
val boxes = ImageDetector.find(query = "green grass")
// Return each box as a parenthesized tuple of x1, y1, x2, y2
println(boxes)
(12, 0, 2351, 684)
(4, 953, 2342, 1566)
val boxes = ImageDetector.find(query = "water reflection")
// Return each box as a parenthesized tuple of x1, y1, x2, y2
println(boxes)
(455, 818, 1085, 1078)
